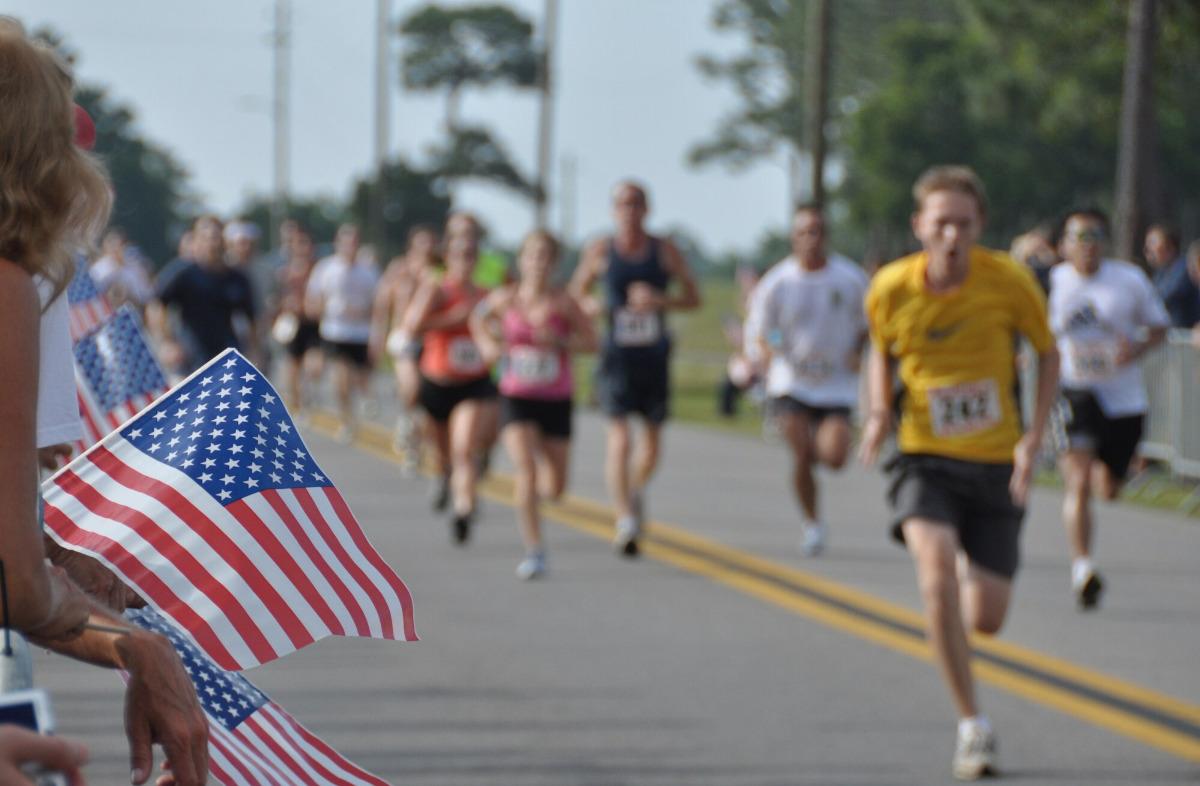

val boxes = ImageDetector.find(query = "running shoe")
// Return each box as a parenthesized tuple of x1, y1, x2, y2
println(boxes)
(613, 515, 640, 558)
(800, 523, 827, 557)
(430, 474, 451, 512)
(451, 511, 472, 545)
(1074, 569, 1104, 610)
(952, 724, 997, 781)
(515, 551, 547, 581)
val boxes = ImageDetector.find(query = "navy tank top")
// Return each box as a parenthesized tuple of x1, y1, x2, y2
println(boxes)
(603, 236, 671, 358)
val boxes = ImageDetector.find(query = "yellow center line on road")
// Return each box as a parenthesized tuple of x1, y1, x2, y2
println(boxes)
(310, 413, 1200, 762)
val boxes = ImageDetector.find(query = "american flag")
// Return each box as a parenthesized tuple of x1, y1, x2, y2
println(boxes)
(66, 257, 113, 342)
(126, 607, 392, 786)
(43, 349, 418, 670)
(73, 305, 169, 454)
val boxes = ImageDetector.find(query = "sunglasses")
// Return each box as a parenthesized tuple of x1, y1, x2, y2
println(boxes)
(1066, 229, 1105, 243)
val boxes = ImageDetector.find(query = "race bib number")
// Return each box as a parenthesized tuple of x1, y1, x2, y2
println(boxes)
(927, 379, 1002, 438)
(792, 353, 834, 384)
(1068, 340, 1118, 384)
(509, 346, 561, 386)
(613, 308, 661, 347)
(448, 337, 485, 375)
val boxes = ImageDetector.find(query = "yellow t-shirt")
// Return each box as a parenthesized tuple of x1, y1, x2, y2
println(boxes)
(865, 247, 1054, 463)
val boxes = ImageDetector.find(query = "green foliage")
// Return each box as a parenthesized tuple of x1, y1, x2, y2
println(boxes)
(73, 85, 194, 267)
(843, 0, 1200, 255)
(690, 0, 953, 172)
(398, 3, 542, 203)
(426, 126, 539, 200)
(698, 1, 1200, 257)
(349, 158, 452, 258)
(35, 27, 193, 267)
(399, 3, 540, 95)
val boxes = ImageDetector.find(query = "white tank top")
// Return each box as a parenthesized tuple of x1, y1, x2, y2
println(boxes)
(37, 277, 84, 448)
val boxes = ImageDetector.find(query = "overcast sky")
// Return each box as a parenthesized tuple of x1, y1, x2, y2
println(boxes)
(10, 0, 795, 254)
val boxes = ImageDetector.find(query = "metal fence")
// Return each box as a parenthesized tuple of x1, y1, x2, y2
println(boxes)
(1141, 330, 1200, 479)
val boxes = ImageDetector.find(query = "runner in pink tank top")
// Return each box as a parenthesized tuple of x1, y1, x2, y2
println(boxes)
(498, 308, 574, 400)
(471, 230, 598, 580)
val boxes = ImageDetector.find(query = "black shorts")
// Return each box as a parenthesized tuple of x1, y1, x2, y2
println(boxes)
(324, 339, 370, 368)
(886, 453, 1024, 579)
(770, 395, 852, 424)
(596, 349, 670, 424)
(286, 319, 321, 360)
(1060, 389, 1144, 481)
(418, 375, 498, 423)
(501, 396, 573, 439)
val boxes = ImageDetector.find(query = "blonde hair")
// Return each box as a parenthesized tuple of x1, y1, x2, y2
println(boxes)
(0, 17, 111, 298)
(912, 165, 987, 216)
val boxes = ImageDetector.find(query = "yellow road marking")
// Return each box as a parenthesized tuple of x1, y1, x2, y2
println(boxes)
(312, 414, 1200, 762)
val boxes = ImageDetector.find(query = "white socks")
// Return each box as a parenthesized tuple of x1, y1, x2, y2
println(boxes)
(1072, 557, 1096, 588)
(958, 715, 992, 739)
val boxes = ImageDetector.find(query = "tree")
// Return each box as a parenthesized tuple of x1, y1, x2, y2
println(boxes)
(397, 3, 541, 200)
(839, 0, 1200, 256)
(426, 126, 539, 200)
(348, 158, 452, 257)
(690, 0, 952, 200)
(36, 28, 194, 267)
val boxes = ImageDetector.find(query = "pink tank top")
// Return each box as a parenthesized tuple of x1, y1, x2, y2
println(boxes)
(499, 307, 573, 400)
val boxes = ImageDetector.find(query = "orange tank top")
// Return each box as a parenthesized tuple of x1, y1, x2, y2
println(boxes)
(420, 281, 490, 383)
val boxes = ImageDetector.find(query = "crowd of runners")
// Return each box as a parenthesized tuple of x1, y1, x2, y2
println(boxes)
(74, 163, 1200, 780)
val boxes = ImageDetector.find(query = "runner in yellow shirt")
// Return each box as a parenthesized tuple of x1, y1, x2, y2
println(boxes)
(859, 166, 1060, 781)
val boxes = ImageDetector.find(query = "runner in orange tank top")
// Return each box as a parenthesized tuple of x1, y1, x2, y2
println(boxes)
(405, 213, 498, 543)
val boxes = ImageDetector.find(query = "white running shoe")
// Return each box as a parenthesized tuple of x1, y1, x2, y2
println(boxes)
(1073, 569, 1104, 610)
(800, 523, 826, 557)
(952, 724, 997, 781)
(613, 515, 640, 558)
(515, 551, 547, 581)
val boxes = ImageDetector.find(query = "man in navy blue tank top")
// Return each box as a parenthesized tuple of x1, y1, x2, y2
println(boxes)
(569, 181, 701, 557)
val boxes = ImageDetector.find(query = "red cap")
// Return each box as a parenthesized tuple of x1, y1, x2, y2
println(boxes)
(73, 104, 96, 150)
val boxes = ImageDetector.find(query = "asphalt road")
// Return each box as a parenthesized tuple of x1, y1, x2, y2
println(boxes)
(33, 409, 1200, 785)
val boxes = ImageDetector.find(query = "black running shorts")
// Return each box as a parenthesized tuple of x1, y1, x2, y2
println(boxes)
(886, 453, 1024, 579)
(595, 348, 670, 424)
(1060, 389, 1144, 481)
(418, 375, 498, 423)
(501, 396, 573, 439)
(770, 395, 852, 425)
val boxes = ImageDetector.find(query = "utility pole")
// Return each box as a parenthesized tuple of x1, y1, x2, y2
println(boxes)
(1114, 0, 1160, 261)
(534, 0, 558, 229)
(373, 0, 392, 256)
(804, 0, 831, 207)
(559, 152, 577, 248)
(271, 0, 292, 252)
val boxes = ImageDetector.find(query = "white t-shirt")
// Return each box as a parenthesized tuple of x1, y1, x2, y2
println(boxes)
(36, 278, 83, 448)
(306, 254, 379, 343)
(1049, 258, 1170, 416)
(743, 253, 868, 408)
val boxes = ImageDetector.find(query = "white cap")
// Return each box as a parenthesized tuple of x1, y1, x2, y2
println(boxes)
(224, 220, 261, 244)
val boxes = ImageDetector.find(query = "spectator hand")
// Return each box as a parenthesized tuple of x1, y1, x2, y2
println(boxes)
(118, 630, 209, 786)
(51, 549, 143, 613)
(0, 725, 88, 786)
(37, 443, 73, 472)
